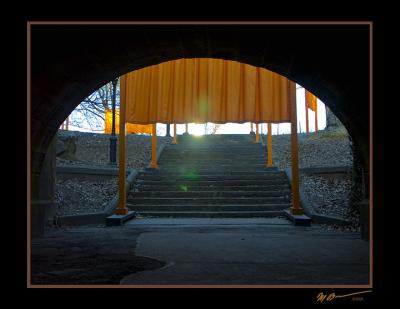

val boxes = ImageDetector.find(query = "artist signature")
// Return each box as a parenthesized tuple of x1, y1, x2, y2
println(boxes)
(316, 290, 372, 303)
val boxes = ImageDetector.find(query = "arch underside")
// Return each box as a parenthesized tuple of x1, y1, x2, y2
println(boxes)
(30, 24, 370, 196)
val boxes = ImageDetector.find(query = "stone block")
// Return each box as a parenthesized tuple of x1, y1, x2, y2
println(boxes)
(105, 211, 136, 226)
(283, 209, 311, 226)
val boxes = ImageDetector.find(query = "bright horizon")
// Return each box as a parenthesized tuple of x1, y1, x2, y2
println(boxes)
(65, 86, 326, 136)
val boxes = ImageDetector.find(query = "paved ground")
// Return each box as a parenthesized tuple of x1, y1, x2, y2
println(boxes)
(31, 218, 369, 286)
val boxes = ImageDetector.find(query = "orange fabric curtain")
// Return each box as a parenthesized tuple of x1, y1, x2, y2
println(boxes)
(104, 109, 152, 134)
(122, 58, 295, 124)
(305, 90, 317, 112)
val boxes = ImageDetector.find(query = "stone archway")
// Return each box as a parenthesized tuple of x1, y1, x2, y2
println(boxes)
(30, 23, 370, 235)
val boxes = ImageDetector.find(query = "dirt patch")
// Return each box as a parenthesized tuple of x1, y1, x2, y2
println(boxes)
(31, 254, 166, 285)
(30, 227, 166, 285)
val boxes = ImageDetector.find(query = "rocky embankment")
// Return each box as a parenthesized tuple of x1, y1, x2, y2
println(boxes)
(55, 130, 171, 216)
(266, 129, 358, 230)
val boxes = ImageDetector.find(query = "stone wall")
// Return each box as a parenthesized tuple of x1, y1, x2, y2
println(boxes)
(31, 133, 58, 238)
(325, 106, 346, 131)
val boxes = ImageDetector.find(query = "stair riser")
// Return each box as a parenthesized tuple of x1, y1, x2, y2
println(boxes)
(128, 198, 291, 205)
(133, 211, 285, 218)
(136, 175, 287, 181)
(152, 169, 275, 174)
(144, 168, 285, 177)
(136, 180, 289, 186)
(128, 205, 289, 211)
(157, 163, 270, 167)
(134, 185, 290, 191)
(161, 154, 267, 158)
(129, 191, 291, 198)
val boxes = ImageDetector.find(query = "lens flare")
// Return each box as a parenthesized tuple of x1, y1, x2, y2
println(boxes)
(179, 185, 188, 192)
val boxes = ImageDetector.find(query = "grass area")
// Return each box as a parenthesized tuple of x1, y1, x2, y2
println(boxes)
(305, 128, 348, 141)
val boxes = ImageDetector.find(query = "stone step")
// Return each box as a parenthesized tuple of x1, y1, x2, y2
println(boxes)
(159, 160, 267, 164)
(135, 179, 289, 186)
(163, 151, 266, 155)
(160, 159, 268, 162)
(131, 210, 285, 218)
(133, 184, 290, 191)
(172, 143, 260, 146)
(156, 164, 270, 169)
(165, 146, 265, 150)
(144, 165, 283, 175)
(166, 148, 264, 151)
(128, 204, 290, 212)
(152, 170, 278, 175)
(136, 174, 287, 181)
(154, 164, 274, 168)
(159, 156, 267, 161)
(127, 197, 291, 205)
(162, 148, 265, 152)
(159, 155, 269, 159)
(129, 190, 291, 198)
(157, 160, 269, 165)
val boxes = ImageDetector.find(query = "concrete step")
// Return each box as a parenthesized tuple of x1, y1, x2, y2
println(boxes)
(161, 151, 266, 155)
(131, 210, 285, 218)
(163, 148, 265, 152)
(159, 156, 267, 161)
(144, 169, 280, 176)
(133, 184, 290, 191)
(129, 190, 291, 198)
(165, 147, 265, 152)
(135, 179, 289, 186)
(158, 160, 273, 170)
(165, 144, 263, 147)
(157, 160, 269, 165)
(156, 164, 270, 169)
(127, 197, 291, 205)
(136, 174, 287, 181)
(166, 148, 265, 152)
(159, 156, 269, 160)
(128, 204, 290, 211)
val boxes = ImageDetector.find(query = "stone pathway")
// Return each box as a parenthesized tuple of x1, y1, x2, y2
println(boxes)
(31, 218, 369, 286)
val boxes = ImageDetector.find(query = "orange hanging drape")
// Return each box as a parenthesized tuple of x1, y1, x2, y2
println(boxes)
(104, 109, 152, 134)
(305, 90, 317, 112)
(122, 58, 295, 124)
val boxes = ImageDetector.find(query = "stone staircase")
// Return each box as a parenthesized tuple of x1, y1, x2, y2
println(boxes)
(128, 134, 292, 218)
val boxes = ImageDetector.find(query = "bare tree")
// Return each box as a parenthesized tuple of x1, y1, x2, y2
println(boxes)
(203, 123, 221, 135)
(68, 81, 120, 131)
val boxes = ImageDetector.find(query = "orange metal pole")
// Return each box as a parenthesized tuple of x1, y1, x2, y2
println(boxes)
(255, 123, 260, 143)
(289, 81, 303, 215)
(267, 123, 273, 167)
(173, 124, 177, 144)
(151, 123, 158, 169)
(315, 101, 318, 134)
(116, 75, 128, 215)
(305, 103, 309, 133)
